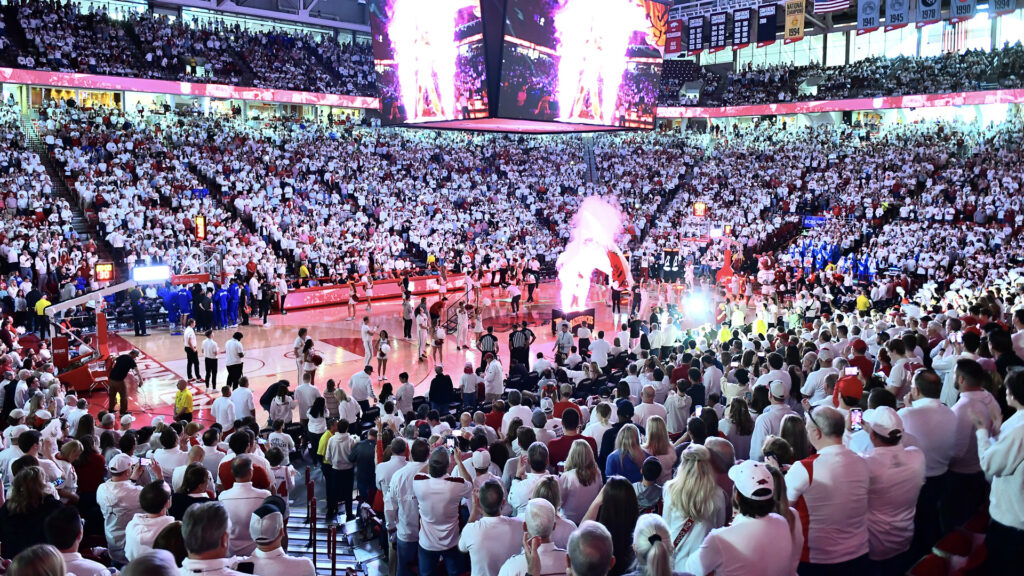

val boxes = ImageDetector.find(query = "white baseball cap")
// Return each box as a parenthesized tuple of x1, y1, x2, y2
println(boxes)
(727, 460, 774, 501)
(4, 424, 29, 442)
(108, 453, 134, 474)
(249, 503, 285, 544)
(863, 407, 903, 437)
(769, 379, 787, 400)
(470, 449, 491, 470)
(121, 414, 136, 426)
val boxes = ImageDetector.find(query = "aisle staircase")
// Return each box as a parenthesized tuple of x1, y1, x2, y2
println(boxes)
(582, 135, 597, 183)
(286, 465, 386, 576)
(20, 115, 122, 274)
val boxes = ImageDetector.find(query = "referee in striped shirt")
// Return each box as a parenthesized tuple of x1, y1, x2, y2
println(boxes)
(509, 321, 535, 367)
(477, 326, 499, 370)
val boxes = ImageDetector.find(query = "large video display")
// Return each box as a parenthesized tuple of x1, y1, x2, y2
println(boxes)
(369, 0, 488, 125)
(498, 0, 668, 129)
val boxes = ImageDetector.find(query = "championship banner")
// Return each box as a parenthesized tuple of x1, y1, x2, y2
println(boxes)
(785, 0, 805, 44)
(709, 12, 729, 53)
(733, 8, 753, 50)
(950, 0, 977, 23)
(756, 3, 778, 48)
(666, 17, 684, 58)
(917, 0, 942, 27)
(885, 0, 911, 32)
(991, 0, 1017, 16)
(857, 0, 881, 34)
(687, 15, 706, 55)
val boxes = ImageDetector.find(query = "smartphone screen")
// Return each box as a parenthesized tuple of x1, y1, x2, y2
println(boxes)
(445, 435, 455, 453)
(844, 367, 860, 376)
(139, 458, 152, 466)
(53, 478, 65, 487)
(257, 438, 266, 445)
(850, 408, 863, 432)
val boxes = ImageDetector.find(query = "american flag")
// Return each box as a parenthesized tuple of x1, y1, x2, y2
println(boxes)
(813, 0, 850, 13)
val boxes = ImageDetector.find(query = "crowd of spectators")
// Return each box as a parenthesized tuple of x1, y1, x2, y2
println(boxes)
(664, 42, 1024, 107)
(3, 253, 1024, 575)
(2, 0, 377, 97)
(16, 0, 142, 77)
(129, 12, 243, 85)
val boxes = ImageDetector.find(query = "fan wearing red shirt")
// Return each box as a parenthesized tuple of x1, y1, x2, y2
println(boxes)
(847, 339, 875, 380)
(546, 408, 596, 467)
(485, 400, 506, 433)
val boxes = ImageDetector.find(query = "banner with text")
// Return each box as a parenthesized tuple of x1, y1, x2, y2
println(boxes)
(885, 0, 912, 31)
(757, 3, 779, 47)
(709, 12, 729, 53)
(917, 0, 942, 27)
(733, 8, 753, 50)
(950, 0, 977, 23)
(858, 0, 881, 34)
(991, 0, 1017, 16)
(785, 0, 806, 44)
(687, 15, 707, 55)
(666, 17, 685, 57)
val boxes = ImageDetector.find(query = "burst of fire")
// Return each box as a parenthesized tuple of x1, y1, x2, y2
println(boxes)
(554, 0, 649, 124)
(556, 197, 626, 312)
(387, 0, 462, 122)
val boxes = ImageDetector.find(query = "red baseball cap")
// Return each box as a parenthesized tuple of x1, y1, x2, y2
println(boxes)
(837, 375, 864, 401)
(851, 339, 868, 354)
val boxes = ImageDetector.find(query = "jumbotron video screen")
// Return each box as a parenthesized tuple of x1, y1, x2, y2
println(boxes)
(498, 0, 668, 129)
(369, 0, 489, 125)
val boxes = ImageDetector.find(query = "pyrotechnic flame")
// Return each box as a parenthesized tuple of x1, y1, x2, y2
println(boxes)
(387, 0, 461, 121)
(556, 197, 625, 312)
(554, 0, 649, 124)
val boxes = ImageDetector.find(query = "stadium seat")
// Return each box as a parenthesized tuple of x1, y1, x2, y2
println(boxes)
(933, 530, 973, 558)
(907, 554, 949, 576)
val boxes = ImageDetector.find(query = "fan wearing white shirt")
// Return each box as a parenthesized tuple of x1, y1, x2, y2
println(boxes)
(897, 370, 957, 556)
(124, 480, 176, 561)
(498, 498, 567, 576)
(211, 387, 236, 432)
(687, 460, 796, 576)
(857, 406, 926, 574)
(459, 479, 524, 576)
(632, 386, 667, 428)
(973, 369, 1024, 575)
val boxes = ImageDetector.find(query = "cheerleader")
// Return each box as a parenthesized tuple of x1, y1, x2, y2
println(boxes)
(471, 310, 484, 347)
(438, 266, 448, 299)
(472, 270, 484, 307)
(455, 302, 469, 350)
(346, 275, 358, 320)
(301, 339, 318, 386)
(432, 323, 446, 363)
(376, 330, 391, 382)
(364, 274, 374, 313)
